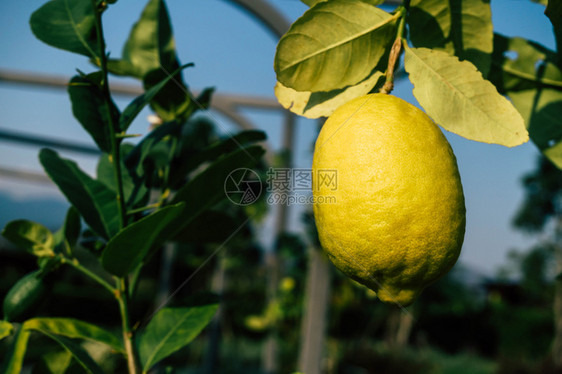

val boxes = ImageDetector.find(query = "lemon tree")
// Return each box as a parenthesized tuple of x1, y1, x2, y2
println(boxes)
(275, 0, 562, 305)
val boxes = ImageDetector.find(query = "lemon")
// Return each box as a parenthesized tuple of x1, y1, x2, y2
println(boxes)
(312, 93, 465, 306)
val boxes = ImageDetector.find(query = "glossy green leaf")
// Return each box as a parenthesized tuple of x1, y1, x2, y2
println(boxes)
(274, 70, 384, 118)
(0, 325, 31, 374)
(36, 331, 105, 374)
(2, 220, 55, 257)
(25, 318, 124, 353)
(29, 0, 99, 60)
(0, 320, 13, 341)
(509, 88, 562, 167)
(108, 0, 178, 78)
(404, 46, 528, 147)
(101, 204, 185, 277)
(173, 211, 238, 244)
(275, 0, 396, 92)
(489, 34, 562, 93)
(68, 72, 120, 153)
(39, 149, 120, 239)
(408, 0, 493, 76)
(120, 63, 193, 132)
(139, 304, 218, 371)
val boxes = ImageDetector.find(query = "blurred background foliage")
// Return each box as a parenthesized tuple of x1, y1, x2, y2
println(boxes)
(2, 158, 561, 374)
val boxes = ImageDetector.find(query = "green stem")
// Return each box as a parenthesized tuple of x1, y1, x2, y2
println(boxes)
(116, 278, 140, 374)
(62, 257, 115, 295)
(380, 6, 407, 95)
(91, 3, 138, 373)
(91, 0, 127, 230)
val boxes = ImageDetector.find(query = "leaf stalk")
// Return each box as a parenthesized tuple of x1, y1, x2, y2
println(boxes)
(380, 6, 407, 95)
(61, 257, 115, 295)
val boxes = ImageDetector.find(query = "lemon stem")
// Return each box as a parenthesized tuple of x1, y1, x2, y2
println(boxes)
(380, 5, 407, 95)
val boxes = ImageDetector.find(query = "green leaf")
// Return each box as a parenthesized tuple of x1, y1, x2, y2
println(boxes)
(29, 0, 99, 60)
(106, 59, 138, 77)
(173, 211, 238, 244)
(120, 63, 193, 132)
(54, 207, 81, 252)
(194, 87, 215, 110)
(0, 320, 13, 341)
(489, 34, 562, 93)
(138, 304, 218, 371)
(35, 331, 105, 374)
(301, 0, 325, 6)
(143, 68, 194, 122)
(68, 72, 120, 153)
(170, 130, 267, 187)
(33, 350, 72, 374)
(0, 325, 31, 374)
(97, 144, 149, 208)
(101, 204, 185, 277)
(300, 1, 387, 10)
(109, 0, 178, 78)
(125, 122, 182, 188)
(508, 88, 562, 167)
(171, 146, 265, 217)
(274, 70, 384, 118)
(545, 0, 562, 56)
(39, 149, 120, 239)
(408, 0, 493, 76)
(2, 220, 55, 257)
(403, 45, 528, 147)
(25, 318, 124, 353)
(274, 0, 397, 92)
(163, 146, 265, 244)
(106, 0, 194, 121)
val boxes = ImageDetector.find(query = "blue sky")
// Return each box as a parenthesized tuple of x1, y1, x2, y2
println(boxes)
(0, 0, 556, 275)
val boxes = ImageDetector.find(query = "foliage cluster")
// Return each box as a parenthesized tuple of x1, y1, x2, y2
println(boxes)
(0, 0, 267, 372)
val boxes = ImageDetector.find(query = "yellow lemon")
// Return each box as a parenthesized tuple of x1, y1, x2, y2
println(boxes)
(312, 93, 465, 306)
